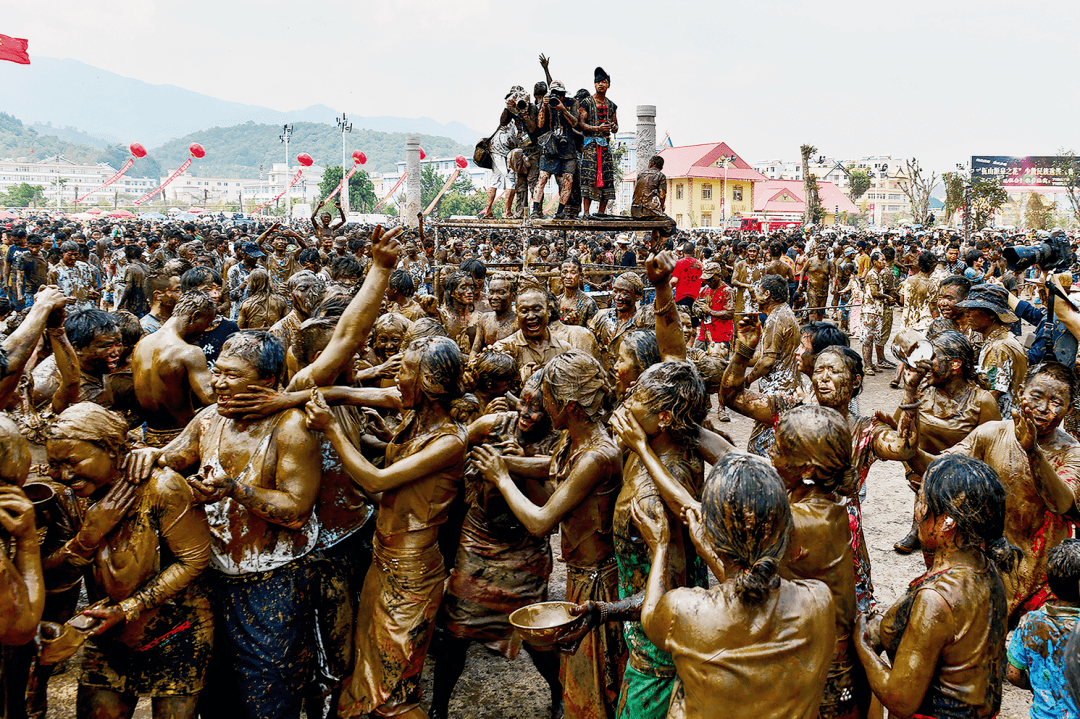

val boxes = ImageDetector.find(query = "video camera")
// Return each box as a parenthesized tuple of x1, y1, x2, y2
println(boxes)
(1003, 232, 1075, 273)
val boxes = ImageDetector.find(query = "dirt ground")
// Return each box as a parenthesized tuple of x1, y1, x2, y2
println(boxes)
(43, 337, 1037, 718)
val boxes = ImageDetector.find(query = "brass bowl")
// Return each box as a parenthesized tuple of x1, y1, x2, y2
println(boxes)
(509, 601, 586, 651)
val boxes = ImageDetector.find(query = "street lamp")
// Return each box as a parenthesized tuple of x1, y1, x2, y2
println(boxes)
(279, 124, 294, 223)
(337, 113, 353, 217)
(720, 154, 736, 230)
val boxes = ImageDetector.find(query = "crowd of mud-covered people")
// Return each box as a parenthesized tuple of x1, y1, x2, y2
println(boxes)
(3, 204, 1080, 719)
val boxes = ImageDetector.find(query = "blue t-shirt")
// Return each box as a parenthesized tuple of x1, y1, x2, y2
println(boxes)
(1008, 605, 1080, 719)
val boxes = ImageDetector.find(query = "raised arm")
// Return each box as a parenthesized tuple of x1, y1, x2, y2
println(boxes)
(1014, 400, 1078, 515)
(0, 486, 44, 645)
(646, 251, 685, 362)
(287, 225, 402, 390)
(720, 315, 782, 425)
(472, 444, 607, 537)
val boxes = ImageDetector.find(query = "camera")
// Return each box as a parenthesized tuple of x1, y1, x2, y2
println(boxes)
(1003, 232, 1075, 273)
(546, 91, 565, 105)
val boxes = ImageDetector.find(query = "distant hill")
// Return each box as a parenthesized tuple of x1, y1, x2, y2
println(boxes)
(0, 112, 164, 179)
(152, 122, 471, 177)
(0, 57, 482, 147)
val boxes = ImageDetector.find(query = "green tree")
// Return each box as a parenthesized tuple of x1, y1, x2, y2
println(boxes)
(1024, 192, 1055, 230)
(847, 168, 871, 202)
(942, 172, 965, 224)
(317, 165, 377, 213)
(969, 178, 1009, 231)
(1055, 150, 1080, 227)
(0, 182, 45, 207)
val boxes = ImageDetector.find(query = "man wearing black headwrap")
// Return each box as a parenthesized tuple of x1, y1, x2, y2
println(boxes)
(577, 67, 619, 218)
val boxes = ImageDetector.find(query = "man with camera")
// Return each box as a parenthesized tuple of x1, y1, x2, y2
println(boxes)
(532, 80, 578, 220)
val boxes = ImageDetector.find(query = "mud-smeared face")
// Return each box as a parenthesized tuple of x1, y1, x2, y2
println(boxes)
(811, 352, 857, 409)
(516, 291, 549, 340)
(937, 284, 963, 320)
(1022, 373, 1070, 437)
(46, 438, 116, 498)
(488, 279, 511, 314)
(373, 327, 405, 362)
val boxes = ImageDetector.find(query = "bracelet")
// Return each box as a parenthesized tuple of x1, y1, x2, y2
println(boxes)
(45, 327, 66, 337)
(119, 597, 141, 623)
(73, 533, 97, 554)
(735, 342, 755, 360)
(654, 298, 675, 317)
(597, 602, 609, 626)
(897, 402, 921, 411)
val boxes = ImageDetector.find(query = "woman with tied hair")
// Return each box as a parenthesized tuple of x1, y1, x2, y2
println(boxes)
(891, 330, 1000, 555)
(567, 360, 709, 719)
(45, 402, 212, 719)
(304, 336, 471, 719)
(634, 452, 835, 719)
(855, 455, 1015, 719)
(237, 268, 288, 330)
(473, 349, 625, 719)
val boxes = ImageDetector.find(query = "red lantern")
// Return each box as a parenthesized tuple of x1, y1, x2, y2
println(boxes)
(455, 155, 468, 169)
(188, 143, 206, 159)
(297, 153, 314, 167)
(129, 142, 147, 159)
(352, 150, 367, 165)
(419, 146, 426, 160)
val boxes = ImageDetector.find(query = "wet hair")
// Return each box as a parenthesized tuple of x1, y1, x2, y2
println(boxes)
(1047, 539, 1080, 603)
(373, 312, 411, 342)
(542, 350, 612, 421)
(163, 258, 190, 278)
(59, 240, 79, 254)
(758, 274, 788, 304)
(443, 270, 474, 307)
(404, 336, 475, 421)
(123, 244, 143, 260)
(313, 293, 351, 319)
(921, 455, 1019, 573)
(917, 251, 936, 274)
(702, 452, 791, 605)
(246, 268, 272, 300)
(928, 331, 979, 385)
(297, 247, 321, 266)
(0, 415, 30, 485)
(330, 254, 363, 281)
(388, 269, 416, 297)
(472, 350, 517, 394)
(64, 308, 118, 350)
(964, 249, 984, 267)
(112, 311, 144, 353)
(649, 155, 664, 170)
(800, 321, 849, 354)
(938, 274, 972, 299)
(403, 316, 448, 344)
(629, 361, 707, 445)
(219, 331, 286, 383)
(293, 318, 337, 368)
(488, 271, 517, 295)
(49, 403, 130, 465)
(1024, 360, 1079, 405)
(690, 353, 725, 392)
(815, 346, 864, 398)
(776, 405, 856, 497)
(459, 257, 487, 281)
(180, 266, 222, 293)
(174, 290, 217, 320)
(621, 329, 661, 375)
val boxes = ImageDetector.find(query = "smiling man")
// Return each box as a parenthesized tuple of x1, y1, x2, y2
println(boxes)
(31, 308, 122, 411)
(492, 284, 571, 383)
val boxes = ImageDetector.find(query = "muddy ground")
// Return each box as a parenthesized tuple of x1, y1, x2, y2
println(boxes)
(43, 345, 1036, 718)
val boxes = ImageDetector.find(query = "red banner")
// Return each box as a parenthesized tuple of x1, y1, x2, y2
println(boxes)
(73, 159, 135, 204)
(325, 165, 360, 202)
(372, 172, 406, 212)
(134, 158, 192, 206)
(0, 34, 30, 65)
(249, 169, 304, 215)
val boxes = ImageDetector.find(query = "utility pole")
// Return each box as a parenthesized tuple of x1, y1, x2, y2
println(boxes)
(279, 124, 294, 224)
(337, 112, 353, 217)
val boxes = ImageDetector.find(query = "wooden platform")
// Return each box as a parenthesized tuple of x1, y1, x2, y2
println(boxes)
(432, 216, 672, 232)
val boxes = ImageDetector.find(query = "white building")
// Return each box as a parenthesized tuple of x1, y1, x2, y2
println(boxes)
(0, 155, 158, 207)
(161, 174, 246, 206)
(240, 162, 326, 210)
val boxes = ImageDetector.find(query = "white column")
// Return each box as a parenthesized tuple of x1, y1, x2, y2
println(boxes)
(341, 131, 351, 217)
(405, 136, 421, 229)
(635, 105, 656, 177)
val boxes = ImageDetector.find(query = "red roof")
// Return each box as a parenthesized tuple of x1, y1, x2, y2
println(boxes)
(753, 180, 858, 215)
(626, 142, 767, 183)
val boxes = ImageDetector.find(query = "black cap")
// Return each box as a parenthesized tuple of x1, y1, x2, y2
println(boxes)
(594, 66, 610, 83)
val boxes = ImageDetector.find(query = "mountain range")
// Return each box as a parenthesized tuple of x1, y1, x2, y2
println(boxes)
(0, 57, 481, 174)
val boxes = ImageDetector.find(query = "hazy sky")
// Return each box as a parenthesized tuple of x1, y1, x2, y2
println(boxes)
(6, 0, 1079, 175)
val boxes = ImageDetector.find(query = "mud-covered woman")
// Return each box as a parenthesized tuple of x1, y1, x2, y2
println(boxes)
(304, 335, 471, 719)
(855, 455, 1015, 719)
(472, 350, 625, 719)
(46, 402, 212, 719)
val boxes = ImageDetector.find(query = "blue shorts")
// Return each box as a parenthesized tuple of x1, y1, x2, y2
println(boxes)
(540, 155, 576, 177)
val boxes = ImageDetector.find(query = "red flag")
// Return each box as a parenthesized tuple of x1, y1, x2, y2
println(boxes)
(0, 35, 30, 65)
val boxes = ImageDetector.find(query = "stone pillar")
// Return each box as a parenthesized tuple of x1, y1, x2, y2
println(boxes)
(635, 105, 656, 177)
(405, 136, 421, 229)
